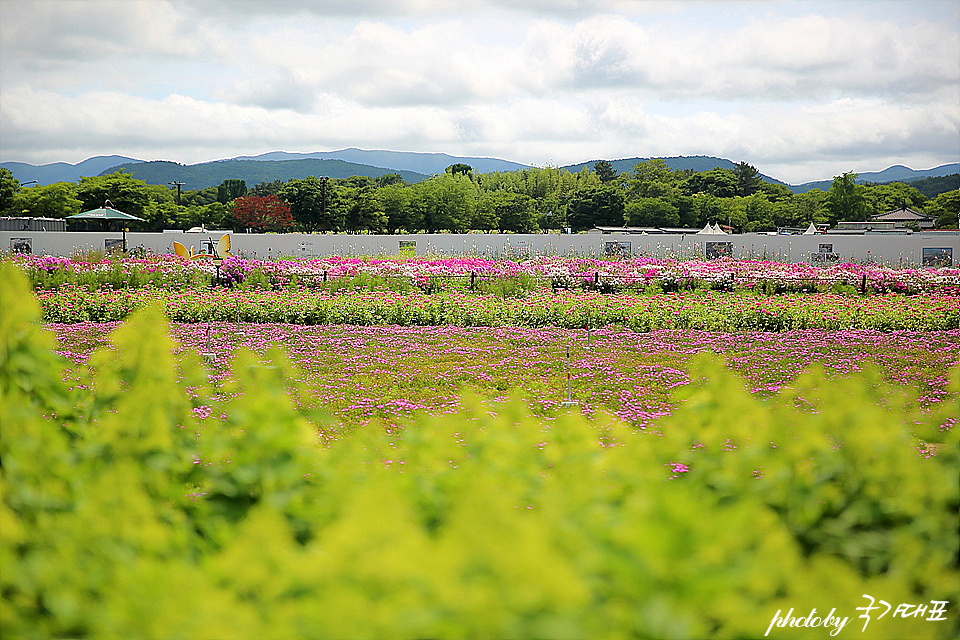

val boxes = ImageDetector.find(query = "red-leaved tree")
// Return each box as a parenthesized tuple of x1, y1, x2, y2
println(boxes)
(231, 195, 294, 232)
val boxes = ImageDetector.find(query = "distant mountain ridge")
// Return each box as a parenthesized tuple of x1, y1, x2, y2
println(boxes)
(95, 159, 429, 191)
(230, 148, 529, 175)
(1, 155, 142, 185)
(2, 150, 957, 194)
(787, 164, 960, 193)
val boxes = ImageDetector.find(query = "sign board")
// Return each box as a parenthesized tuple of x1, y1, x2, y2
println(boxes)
(922, 247, 953, 267)
(10, 237, 32, 254)
(705, 242, 733, 259)
(811, 243, 841, 263)
(604, 241, 631, 257)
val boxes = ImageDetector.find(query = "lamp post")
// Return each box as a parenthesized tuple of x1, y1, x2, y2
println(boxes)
(212, 256, 223, 286)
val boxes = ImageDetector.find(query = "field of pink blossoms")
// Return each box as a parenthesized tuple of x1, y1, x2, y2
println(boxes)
(13, 252, 960, 293)
(48, 322, 959, 435)
(13, 252, 956, 436)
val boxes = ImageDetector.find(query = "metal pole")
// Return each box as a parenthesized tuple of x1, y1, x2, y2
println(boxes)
(169, 181, 185, 206)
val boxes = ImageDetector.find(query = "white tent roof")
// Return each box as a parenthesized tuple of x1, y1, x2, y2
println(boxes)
(803, 222, 818, 235)
(697, 222, 714, 235)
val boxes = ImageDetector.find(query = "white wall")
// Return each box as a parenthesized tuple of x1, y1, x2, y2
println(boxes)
(2, 230, 958, 267)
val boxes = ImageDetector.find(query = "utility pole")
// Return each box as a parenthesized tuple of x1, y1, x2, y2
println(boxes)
(169, 181, 185, 206)
(319, 176, 329, 232)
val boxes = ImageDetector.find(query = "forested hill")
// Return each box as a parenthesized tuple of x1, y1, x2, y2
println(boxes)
(97, 158, 428, 191)
(876, 173, 958, 199)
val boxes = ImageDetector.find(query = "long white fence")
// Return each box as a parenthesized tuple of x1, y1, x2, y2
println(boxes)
(2, 230, 958, 267)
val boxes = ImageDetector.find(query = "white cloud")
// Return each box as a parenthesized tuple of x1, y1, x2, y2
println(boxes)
(1, 0, 957, 183)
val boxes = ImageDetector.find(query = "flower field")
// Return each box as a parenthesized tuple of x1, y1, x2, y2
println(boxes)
(17, 252, 960, 432)
(12, 251, 960, 294)
(50, 321, 959, 435)
(4, 256, 960, 639)
(33, 286, 960, 331)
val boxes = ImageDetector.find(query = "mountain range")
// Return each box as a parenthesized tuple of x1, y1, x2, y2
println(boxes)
(3, 149, 957, 195)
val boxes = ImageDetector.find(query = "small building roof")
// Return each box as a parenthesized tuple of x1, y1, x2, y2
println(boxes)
(870, 206, 933, 222)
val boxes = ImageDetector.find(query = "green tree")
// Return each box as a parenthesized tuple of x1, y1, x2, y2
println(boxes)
(627, 159, 680, 199)
(0, 168, 20, 215)
(758, 181, 793, 203)
(733, 161, 763, 197)
(471, 193, 500, 231)
(279, 177, 341, 232)
(741, 193, 776, 232)
(592, 161, 618, 184)
(181, 186, 220, 207)
(825, 172, 868, 224)
(861, 182, 927, 217)
(925, 189, 960, 228)
(780, 188, 829, 228)
(343, 186, 387, 233)
(249, 180, 284, 198)
(445, 163, 473, 177)
(716, 198, 749, 232)
(216, 179, 247, 204)
(566, 185, 625, 232)
(174, 202, 229, 231)
(379, 184, 418, 233)
(683, 168, 739, 198)
(624, 197, 679, 227)
(77, 171, 150, 218)
(413, 174, 477, 233)
(689, 193, 724, 228)
(9, 182, 83, 219)
(376, 173, 405, 188)
(488, 192, 538, 233)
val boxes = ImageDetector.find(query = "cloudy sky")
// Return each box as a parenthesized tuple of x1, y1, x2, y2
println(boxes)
(1, 0, 958, 184)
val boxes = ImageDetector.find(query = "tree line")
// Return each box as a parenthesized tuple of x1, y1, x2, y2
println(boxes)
(2, 161, 958, 234)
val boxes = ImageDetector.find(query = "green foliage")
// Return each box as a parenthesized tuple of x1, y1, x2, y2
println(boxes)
(9, 181, 83, 219)
(21, 261, 211, 295)
(2, 261, 956, 639)
(217, 179, 248, 204)
(626, 158, 682, 200)
(413, 173, 479, 233)
(566, 185, 625, 231)
(733, 161, 763, 196)
(925, 189, 960, 229)
(279, 176, 341, 233)
(445, 163, 473, 177)
(0, 167, 20, 215)
(897, 174, 959, 199)
(826, 172, 868, 224)
(475, 191, 539, 233)
(343, 185, 388, 233)
(77, 171, 151, 219)
(625, 197, 680, 227)
(861, 181, 927, 217)
(683, 167, 739, 198)
(592, 160, 618, 184)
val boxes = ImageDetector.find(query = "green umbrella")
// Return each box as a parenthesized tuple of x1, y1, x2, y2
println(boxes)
(68, 201, 145, 252)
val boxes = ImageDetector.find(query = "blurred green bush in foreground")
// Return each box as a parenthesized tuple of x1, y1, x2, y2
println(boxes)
(1, 262, 957, 639)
